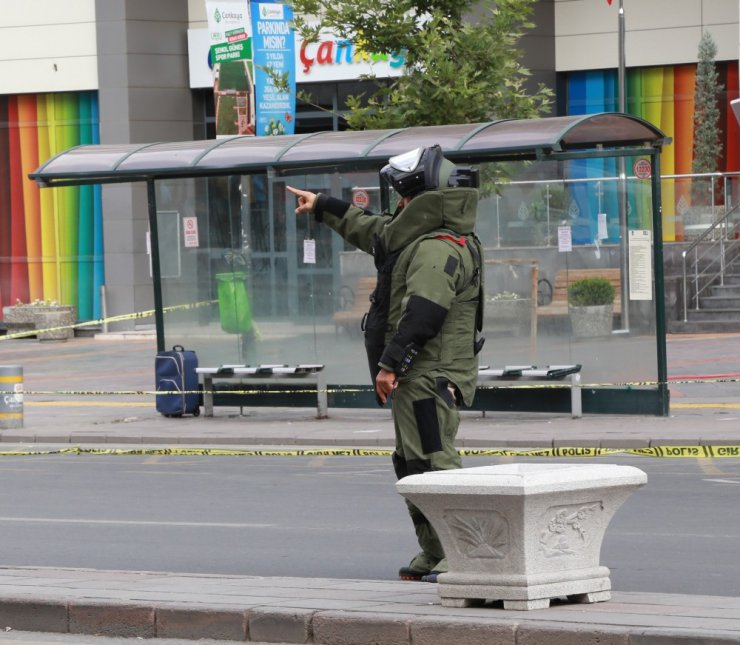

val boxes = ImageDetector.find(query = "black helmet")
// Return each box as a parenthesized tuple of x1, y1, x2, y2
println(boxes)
(380, 145, 478, 197)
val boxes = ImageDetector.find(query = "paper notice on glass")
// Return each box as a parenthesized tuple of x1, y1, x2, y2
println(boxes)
(558, 226, 572, 252)
(303, 239, 316, 264)
(183, 216, 199, 248)
(628, 229, 652, 300)
(597, 213, 608, 240)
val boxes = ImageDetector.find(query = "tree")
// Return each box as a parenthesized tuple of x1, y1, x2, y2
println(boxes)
(691, 31, 723, 206)
(290, 0, 553, 129)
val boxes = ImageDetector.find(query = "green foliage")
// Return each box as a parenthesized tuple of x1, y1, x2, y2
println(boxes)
(289, 0, 553, 129)
(692, 32, 723, 179)
(568, 278, 615, 307)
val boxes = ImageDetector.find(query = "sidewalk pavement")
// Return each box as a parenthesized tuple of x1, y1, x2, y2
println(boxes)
(9, 397, 740, 450)
(1, 334, 740, 642)
(0, 566, 738, 644)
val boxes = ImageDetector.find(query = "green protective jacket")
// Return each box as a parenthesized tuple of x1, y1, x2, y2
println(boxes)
(314, 187, 484, 406)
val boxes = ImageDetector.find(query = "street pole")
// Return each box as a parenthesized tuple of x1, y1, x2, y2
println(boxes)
(618, 0, 625, 112)
(617, 0, 630, 332)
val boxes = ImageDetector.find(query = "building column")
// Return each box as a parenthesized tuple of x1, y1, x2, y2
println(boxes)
(95, 0, 194, 330)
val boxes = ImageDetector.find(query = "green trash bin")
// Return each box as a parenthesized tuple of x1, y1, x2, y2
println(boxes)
(216, 272, 253, 334)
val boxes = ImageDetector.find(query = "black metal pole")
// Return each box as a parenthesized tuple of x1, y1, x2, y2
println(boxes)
(147, 178, 166, 352)
(651, 151, 669, 416)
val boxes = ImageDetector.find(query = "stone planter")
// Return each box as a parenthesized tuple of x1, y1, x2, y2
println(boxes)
(396, 463, 646, 610)
(2, 305, 76, 341)
(569, 304, 613, 338)
(484, 298, 531, 336)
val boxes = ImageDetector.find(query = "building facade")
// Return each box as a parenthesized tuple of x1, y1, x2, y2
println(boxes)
(0, 0, 738, 327)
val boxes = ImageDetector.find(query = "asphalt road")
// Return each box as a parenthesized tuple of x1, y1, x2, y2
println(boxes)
(0, 453, 737, 596)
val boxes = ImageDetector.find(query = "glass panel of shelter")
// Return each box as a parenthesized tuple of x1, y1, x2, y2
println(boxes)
(477, 157, 658, 395)
(151, 155, 658, 400)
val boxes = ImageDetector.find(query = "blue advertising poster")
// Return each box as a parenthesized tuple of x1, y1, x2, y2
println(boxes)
(250, 2, 296, 136)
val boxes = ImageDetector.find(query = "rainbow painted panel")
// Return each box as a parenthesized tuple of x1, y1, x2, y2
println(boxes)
(565, 63, 740, 242)
(0, 92, 102, 321)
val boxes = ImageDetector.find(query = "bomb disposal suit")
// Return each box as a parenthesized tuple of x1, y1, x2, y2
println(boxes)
(310, 146, 484, 579)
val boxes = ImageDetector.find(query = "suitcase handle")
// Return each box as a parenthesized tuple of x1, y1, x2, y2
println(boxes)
(172, 344, 185, 352)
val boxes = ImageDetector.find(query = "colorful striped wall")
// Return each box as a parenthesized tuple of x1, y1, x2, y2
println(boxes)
(566, 62, 740, 242)
(0, 92, 102, 322)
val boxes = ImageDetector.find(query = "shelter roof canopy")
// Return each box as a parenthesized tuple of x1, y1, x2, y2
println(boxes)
(30, 113, 668, 187)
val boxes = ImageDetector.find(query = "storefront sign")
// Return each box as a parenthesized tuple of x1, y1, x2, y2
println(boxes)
(298, 36, 405, 81)
(206, 1, 256, 136)
(188, 27, 405, 88)
(250, 2, 296, 136)
(206, 1, 252, 63)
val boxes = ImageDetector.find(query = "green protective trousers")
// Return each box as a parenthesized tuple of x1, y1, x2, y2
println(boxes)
(391, 372, 462, 564)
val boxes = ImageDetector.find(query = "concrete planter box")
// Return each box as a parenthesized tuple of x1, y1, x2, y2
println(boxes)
(2, 305, 76, 341)
(484, 298, 531, 336)
(569, 303, 613, 338)
(396, 463, 646, 610)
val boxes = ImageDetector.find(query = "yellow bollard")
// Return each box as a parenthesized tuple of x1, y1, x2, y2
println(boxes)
(0, 366, 23, 429)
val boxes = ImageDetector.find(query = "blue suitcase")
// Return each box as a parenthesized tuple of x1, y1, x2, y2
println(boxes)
(155, 345, 200, 417)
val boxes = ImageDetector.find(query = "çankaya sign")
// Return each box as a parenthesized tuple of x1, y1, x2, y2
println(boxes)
(188, 27, 406, 88)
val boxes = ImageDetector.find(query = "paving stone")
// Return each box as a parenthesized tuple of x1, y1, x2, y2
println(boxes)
(516, 623, 629, 645)
(68, 601, 155, 637)
(629, 629, 740, 644)
(312, 611, 409, 645)
(0, 598, 68, 633)
(410, 616, 517, 645)
(156, 606, 247, 640)
(248, 607, 314, 643)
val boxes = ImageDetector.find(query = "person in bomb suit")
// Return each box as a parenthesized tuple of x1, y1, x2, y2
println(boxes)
(287, 145, 484, 582)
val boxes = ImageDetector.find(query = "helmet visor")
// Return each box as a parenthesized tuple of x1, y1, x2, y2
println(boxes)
(388, 147, 424, 173)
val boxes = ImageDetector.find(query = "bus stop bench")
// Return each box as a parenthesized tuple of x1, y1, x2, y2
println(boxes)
(195, 364, 327, 418)
(477, 364, 582, 418)
(537, 268, 621, 318)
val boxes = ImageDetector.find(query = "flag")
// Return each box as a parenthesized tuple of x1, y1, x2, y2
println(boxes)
(606, 0, 613, 4)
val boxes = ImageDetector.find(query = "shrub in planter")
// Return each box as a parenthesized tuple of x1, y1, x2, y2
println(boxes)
(568, 277, 615, 306)
(568, 277, 615, 338)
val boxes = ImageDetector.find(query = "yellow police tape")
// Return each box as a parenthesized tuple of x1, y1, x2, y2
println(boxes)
(0, 300, 740, 398)
(4, 301, 740, 392)
(0, 445, 737, 458)
(0, 300, 216, 341)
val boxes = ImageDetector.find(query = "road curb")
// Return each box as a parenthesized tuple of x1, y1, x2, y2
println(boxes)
(0, 595, 738, 644)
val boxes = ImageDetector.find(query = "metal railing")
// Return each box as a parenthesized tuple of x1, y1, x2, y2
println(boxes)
(681, 200, 740, 322)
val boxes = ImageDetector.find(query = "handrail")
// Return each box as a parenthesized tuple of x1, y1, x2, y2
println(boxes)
(683, 201, 740, 256)
(682, 202, 740, 322)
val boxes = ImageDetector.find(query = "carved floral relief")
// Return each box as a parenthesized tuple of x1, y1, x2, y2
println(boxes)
(444, 509, 510, 559)
(539, 501, 603, 558)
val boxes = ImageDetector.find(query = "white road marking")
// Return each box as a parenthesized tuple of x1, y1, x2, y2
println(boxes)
(0, 517, 274, 528)
(703, 478, 740, 485)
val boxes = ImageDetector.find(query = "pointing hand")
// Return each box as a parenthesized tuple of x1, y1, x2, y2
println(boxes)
(286, 186, 317, 214)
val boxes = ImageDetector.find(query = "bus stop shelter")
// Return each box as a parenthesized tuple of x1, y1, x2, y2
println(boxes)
(31, 113, 671, 415)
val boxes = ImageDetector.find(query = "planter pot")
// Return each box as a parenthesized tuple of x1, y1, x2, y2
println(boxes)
(396, 463, 647, 610)
(569, 304, 613, 338)
(2, 305, 76, 341)
(485, 299, 531, 336)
